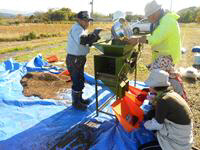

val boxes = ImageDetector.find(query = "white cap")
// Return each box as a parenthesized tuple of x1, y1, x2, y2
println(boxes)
(112, 11, 126, 21)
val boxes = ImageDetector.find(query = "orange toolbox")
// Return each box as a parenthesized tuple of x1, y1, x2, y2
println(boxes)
(111, 93, 144, 132)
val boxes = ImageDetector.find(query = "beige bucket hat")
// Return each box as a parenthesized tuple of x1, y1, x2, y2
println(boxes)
(145, 69, 171, 87)
(145, 0, 162, 17)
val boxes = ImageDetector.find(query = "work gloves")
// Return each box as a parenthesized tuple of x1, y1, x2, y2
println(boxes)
(88, 28, 103, 46)
(80, 28, 103, 46)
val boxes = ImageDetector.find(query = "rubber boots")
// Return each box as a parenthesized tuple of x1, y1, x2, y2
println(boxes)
(72, 90, 87, 110)
(80, 91, 90, 105)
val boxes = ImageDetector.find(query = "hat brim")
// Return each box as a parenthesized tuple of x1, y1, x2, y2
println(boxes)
(145, 79, 170, 87)
(88, 18, 94, 21)
(82, 18, 94, 22)
(77, 17, 94, 22)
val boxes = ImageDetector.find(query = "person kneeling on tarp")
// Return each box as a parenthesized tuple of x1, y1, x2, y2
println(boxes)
(140, 69, 193, 150)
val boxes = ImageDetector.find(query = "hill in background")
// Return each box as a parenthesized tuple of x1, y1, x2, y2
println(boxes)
(0, 9, 33, 18)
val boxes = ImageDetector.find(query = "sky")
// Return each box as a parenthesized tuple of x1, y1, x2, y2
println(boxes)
(0, 0, 199, 15)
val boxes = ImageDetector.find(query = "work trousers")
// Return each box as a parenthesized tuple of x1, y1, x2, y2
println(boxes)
(66, 54, 86, 92)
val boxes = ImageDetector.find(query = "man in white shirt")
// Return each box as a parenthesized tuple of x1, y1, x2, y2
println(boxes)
(66, 11, 101, 110)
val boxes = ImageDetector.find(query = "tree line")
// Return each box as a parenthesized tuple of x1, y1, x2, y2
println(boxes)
(26, 8, 76, 23)
(26, 6, 200, 23)
(177, 6, 200, 23)
(1, 6, 200, 24)
(24, 8, 113, 23)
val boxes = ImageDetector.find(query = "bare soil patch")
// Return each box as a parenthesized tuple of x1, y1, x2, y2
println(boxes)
(20, 72, 72, 100)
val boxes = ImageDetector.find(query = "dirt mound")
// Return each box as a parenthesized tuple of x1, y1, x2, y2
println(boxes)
(20, 72, 72, 99)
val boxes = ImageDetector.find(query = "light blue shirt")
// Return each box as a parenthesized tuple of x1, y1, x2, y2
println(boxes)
(67, 23, 90, 56)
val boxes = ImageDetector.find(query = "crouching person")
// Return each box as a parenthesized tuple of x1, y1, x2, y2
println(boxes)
(66, 11, 101, 110)
(140, 69, 193, 150)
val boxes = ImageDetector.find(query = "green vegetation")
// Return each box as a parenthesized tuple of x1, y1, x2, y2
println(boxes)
(0, 39, 66, 55)
(17, 32, 63, 41)
(26, 8, 76, 23)
(1, 6, 200, 25)
(13, 45, 66, 63)
(178, 7, 200, 23)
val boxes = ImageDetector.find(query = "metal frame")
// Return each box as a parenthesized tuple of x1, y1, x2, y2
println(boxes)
(94, 64, 137, 117)
(95, 73, 116, 117)
(94, 44, 141, 117)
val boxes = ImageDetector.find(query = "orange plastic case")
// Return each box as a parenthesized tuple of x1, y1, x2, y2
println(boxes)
(125, 92, 143, 106)
(129, 85, 148, 102)
(59, 70, 71, 82)
(46, 55, 59, 63)
(111, 94, 144, 132)
(60, 70, 70, 76)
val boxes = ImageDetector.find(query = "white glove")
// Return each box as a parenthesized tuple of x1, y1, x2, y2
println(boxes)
(144, 118, 163, 130)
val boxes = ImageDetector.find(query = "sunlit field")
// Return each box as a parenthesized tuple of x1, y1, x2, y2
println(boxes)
(0, 22, 112, 55)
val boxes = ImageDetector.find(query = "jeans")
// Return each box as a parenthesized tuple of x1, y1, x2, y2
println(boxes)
(66, 54, 86, 92)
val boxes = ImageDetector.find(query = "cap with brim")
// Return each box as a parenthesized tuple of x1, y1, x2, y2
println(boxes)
(145, 0, 162, 18)
(145, 69, 171, 87)
(77, 11, 93, 21)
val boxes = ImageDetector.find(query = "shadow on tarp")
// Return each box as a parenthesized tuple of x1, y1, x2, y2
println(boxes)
(53, 118, 156, 150)
(89, 120, 155, 150)
(0, 103, 110, 150)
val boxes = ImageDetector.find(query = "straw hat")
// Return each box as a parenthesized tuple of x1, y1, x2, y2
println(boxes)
(145, 69, 171, 87)
(145, 0, 162, 17)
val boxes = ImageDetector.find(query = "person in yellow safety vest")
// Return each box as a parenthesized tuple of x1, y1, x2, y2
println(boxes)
(128, 0, 187, 100)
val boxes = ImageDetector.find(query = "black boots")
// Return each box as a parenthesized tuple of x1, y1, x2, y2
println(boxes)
(72, 90, 90, 110)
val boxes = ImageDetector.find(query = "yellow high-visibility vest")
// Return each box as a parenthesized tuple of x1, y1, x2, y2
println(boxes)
(147, 12, 181, 64)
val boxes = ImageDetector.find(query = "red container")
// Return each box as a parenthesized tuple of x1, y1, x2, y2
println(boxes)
(60, 70, 70, 76)
(46, 55, 59, 63)
(125, 92, 143, 107)
(59, 70, 71, 82)
(129, 85, 149, 102)
(111, 95, 144, 132)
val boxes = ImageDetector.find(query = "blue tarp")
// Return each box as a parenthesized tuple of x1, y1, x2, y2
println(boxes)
(192, 46, 200, 52)
(0, 54, 155, 150)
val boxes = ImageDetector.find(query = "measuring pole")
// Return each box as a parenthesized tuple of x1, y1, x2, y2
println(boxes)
(90, 0, 94, 17)
(170, 0, 172, 11)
